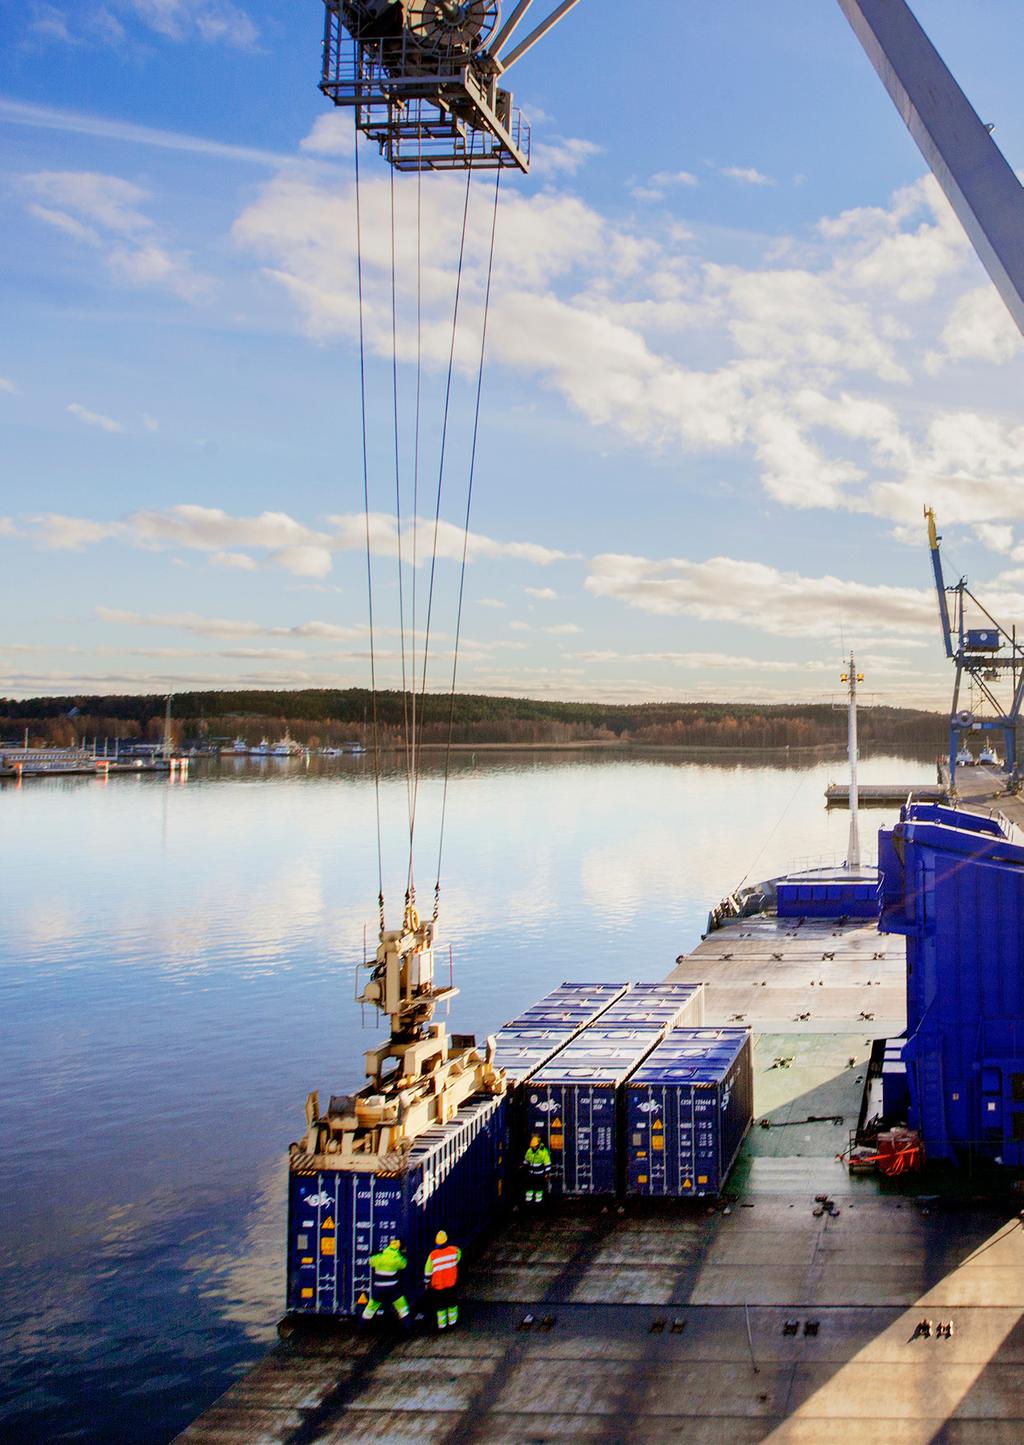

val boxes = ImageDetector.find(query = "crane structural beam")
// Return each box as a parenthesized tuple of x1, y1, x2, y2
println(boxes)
(837, 0, 1024, 338)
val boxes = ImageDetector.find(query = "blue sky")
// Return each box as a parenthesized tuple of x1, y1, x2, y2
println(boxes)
(3, 0, 1024, 709)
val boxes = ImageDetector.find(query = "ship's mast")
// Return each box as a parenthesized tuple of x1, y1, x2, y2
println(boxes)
(842, 658, 863, 870)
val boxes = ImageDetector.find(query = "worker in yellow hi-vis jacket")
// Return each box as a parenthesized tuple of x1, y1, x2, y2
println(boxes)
(524, 1136, 552, 1204)
(362, 1239, 410, 1326)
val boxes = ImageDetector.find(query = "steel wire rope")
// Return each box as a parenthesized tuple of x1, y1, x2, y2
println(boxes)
(434, 169, 502, 913)
(408, 166, 475, 890)
(735, 766, 815, 893)
(353, 123, 385, 926)
(388, 155, 414, 855)
(406, 120, 425, 908)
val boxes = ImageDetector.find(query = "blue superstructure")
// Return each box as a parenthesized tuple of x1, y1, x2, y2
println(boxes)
(879, 802, 1024, 1165)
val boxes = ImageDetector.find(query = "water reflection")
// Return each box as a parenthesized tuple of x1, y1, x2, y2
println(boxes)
(0, 748, 937, 1442)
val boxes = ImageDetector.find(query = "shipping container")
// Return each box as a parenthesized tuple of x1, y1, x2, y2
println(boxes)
(776, 874, 880, 919)
(625, 1029, 753, 1197)
(524, 1027, 666, 1195)
(595, 982, 705, 1030)
(492, 1027, 581, 1083)
(286, 1092, 507, 1319)
(493, 982, 631, 1081)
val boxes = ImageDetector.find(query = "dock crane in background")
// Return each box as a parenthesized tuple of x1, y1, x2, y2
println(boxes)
(926, 508, 1024, 793)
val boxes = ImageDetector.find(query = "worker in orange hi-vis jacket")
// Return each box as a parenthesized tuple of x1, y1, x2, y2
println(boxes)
(423, 1231, 462, 1330)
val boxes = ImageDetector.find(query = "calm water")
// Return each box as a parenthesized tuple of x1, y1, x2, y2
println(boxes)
(0, 748, 937, 1443)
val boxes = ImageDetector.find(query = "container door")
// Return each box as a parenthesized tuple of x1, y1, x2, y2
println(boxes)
(692, 1086, 721, 1195)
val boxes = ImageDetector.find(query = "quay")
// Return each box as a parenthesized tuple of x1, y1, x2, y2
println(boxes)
(825, 782, 946, 806)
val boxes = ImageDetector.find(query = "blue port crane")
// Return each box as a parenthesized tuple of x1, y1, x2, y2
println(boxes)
(926, 507, 1024, 792)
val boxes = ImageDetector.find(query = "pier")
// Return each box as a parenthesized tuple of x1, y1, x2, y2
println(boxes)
(825, 782, 947, 807)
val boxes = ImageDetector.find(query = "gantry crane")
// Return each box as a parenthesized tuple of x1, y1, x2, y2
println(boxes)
(926, 508, 1024, 792)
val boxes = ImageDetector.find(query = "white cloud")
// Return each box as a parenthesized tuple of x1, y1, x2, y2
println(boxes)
(24, 170, 210, 300)
(721, 166, 775, 186)
(525, 586, 558, 601)
(0, 518, 16, 537)
(210, 550, 257, 570)
(31, 513, 120, 547)
(0, 378, 18, 394)
(96, 606, 364, 641)
(0, 98, 288, 166)
(974, 523, 1014, 555)
(586, 553, 934, 638)
(531, 137, 602, 177)
(66, 402, 124, 433)
(928, 285, 1024, 370)
(121, 0, 259, 48)
(546, 623, 581, 635)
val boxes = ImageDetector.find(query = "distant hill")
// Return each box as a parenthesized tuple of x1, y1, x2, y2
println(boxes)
(0, 687, 945, 752)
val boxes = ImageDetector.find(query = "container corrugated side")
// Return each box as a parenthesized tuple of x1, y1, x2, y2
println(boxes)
(492, 1026, 579, 1082)
(286, 1092, 507, 1318)
(495, 982, 631, 1082)
(625, 1028, 753, 1198)
(525, 1028, 665, 1195)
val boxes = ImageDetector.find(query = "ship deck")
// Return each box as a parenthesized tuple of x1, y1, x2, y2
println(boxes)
(178, 912, 1024, 1444)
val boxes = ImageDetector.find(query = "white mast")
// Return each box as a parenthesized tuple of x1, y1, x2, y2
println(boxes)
(842, 657, 863, 870)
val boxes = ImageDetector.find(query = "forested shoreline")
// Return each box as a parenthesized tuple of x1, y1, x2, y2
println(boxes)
(0, 688, 946, 752)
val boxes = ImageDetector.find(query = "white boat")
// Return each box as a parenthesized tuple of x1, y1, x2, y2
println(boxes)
(978, 744, 1000, 766)
(956, 746, 974, 767)
(251, 738, 272, 757)
(271, 735, 305, 757)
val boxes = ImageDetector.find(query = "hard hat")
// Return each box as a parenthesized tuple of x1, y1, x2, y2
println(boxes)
(530, 1135, 540, 1148)
(435, 1230, 448, 1245)
(389, 1238, 402, 1250)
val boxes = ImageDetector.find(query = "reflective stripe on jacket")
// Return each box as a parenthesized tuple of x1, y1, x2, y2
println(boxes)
(424, 1245, 461, 1289)
(369, 1244, 407, 1284)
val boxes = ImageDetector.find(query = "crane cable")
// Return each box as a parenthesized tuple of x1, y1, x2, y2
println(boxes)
(406, 127, 424, 909)
(435, 169, 502, 913)
(388, 160, 414, 855)
(352, 124, 385, 931)
(407, 166, 474, 899)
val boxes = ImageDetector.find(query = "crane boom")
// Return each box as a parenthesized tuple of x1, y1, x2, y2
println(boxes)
(837, 0, 1024, 338)
(924, 507, 954, 660)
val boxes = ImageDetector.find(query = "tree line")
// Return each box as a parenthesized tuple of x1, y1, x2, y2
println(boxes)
(0, 688, 946, 751)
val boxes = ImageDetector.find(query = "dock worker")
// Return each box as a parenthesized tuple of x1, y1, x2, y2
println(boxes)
(362, 1239, 410, 1327)
(524, 1135, 552, 1204)
(424, 1230, 462, 1330)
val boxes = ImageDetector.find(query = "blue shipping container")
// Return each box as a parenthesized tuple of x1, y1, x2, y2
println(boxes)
(525, 1027, 665, 1194)
(776, 876, 880, 920)
(287, 1092, 507, 1318)
(625, 1029, 753, 1197)
(596, 982, 705, 1029)
(504, 981, 629, 1032)
(492, 1027, 581, 1083)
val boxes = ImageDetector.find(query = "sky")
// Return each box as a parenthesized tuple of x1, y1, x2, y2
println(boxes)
(2, 0, 1024, 711)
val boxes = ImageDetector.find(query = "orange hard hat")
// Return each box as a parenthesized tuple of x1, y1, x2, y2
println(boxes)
(435, 1230, 448, 1245)
(530, 1135, 540, 1148)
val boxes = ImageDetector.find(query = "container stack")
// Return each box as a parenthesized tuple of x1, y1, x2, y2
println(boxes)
(523, 983, 705, 1195)
(624, 1027, 753, 1198)
(491, 982, 629, 1083)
